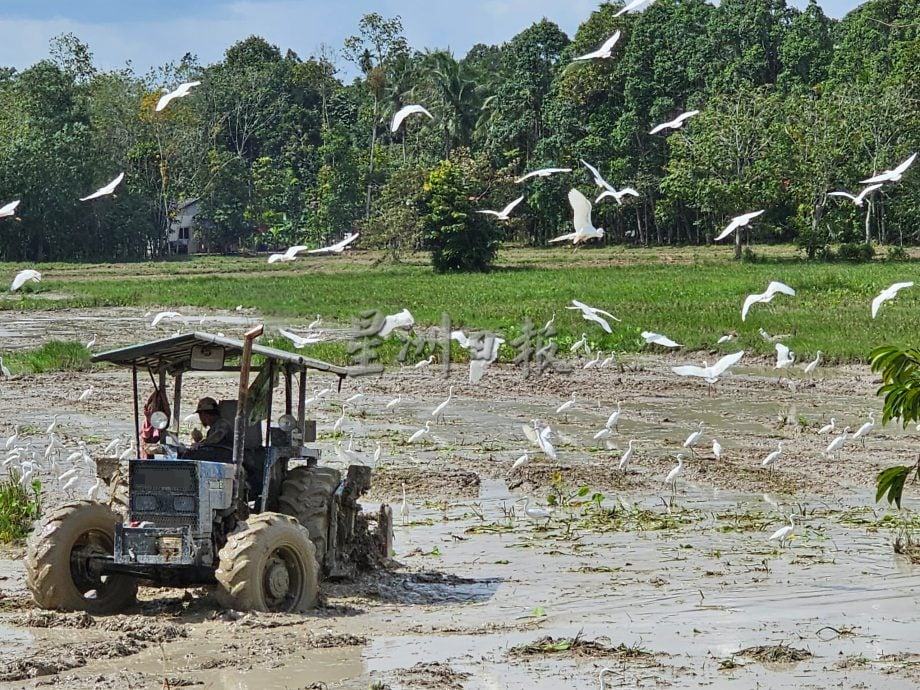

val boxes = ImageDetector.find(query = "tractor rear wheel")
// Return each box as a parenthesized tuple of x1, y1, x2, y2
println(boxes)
(26, 501, 137, 614)
(215, 513, 319, 612)
(278, 466, 340, 568)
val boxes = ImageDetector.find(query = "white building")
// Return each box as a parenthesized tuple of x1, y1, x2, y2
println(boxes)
(167, 198, 200, 254)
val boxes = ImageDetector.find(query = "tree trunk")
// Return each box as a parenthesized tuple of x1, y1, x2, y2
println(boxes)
(864, 199, 872, 245)
(734, 229, 742, 260)
(365, 96, 379, 220)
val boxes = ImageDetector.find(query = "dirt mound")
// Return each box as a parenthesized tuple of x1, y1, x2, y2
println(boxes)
(395, 661, 471, 690)
(508, 634, 657, 661)
(369, 466, 481, 499)
(739, 644, 813, 663)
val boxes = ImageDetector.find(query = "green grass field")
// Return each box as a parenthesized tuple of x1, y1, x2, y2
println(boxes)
(2, 245, 918, 363)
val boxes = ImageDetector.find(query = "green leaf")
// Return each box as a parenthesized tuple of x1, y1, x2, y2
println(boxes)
(876, 465, 911, 509)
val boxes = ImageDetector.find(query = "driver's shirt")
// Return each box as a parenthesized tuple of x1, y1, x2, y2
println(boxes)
(200, 417, 233, 449)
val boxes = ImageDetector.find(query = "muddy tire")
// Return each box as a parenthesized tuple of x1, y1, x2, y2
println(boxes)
(215, 513, 319, 612)
(25, 501, 137, 615)
(277, 466, 340, 567)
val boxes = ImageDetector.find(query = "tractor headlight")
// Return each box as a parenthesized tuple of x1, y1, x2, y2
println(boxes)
(278, 414, 297, 432)
(174, 496, 195, 512)
(134, 494, 158, 512)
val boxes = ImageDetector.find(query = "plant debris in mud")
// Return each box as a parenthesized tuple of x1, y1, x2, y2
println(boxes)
(509, 633, 655, 661)
(738, 644, 812, 663)
(395, 662, 471, 690)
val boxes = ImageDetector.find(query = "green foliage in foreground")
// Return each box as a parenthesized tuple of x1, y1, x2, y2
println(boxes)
(2, 341, 92, 375)
(0, 471, 42, 543)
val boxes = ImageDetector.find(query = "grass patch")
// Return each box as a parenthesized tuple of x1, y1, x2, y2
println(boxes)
(2, 245, 919, 361)
(2, 341, 91, 374)
(509, 634, 654, 660)
(0, 471, 42, 542)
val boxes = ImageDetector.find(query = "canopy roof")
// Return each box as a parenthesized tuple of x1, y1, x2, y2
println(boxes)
(91, 331, 349, 378)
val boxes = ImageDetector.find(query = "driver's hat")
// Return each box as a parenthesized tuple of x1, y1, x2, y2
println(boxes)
(194, 397, 220, 414)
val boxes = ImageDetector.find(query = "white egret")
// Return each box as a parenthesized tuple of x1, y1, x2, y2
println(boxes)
(0, 357, 10, 378)
(714, 209, 765, 242)
(573, 30, 621, 61)
(671, 351, 745, 389)
(825, 426, 850, 458)
(267, 245, 308, 263)
(87, 478, 102, 502)
(852, 412, 876, 446)
(431, 386, 454, 423)
(155, 81, 201, 111)
(103, 437, 122, 455)
(618, 440, 636, 472)
(399, 483, 409, 525)
(549, 189, 605, 246)
(10, 269, 41, 292)
(556, 393, 576, 418)
(566, 299, 620, 333)
(683, 422, 705, 456)
(521, 496, 553, 521)
(511, 451, 530, 472)
(332, 406, 348, 436)
(316, 387, 333, 398)
(45, 414, 59, 435)
(279, 328, 321, 349)
(817, 418, 836, 435)
(306, 232, 359, 255)
(308, 315, 322, 329)
(860, 152, 917, 184)
(345, 392, 364, 405)
(600, 353, 616, 368)
(477, 195, 525, 221)
(379, 308, 414, 338)
(642, 331, 682, 348)
(414, 355, 435, 369)
(515, 167, 571, 183)
(391, 104, 433, 133)
(871, 281, 913, 318)
(373, 442, 382, 465)
(741, 281, 796, 321)
(804, 351, 822, 374)
(119, 444, 136, 460)
(80, 172, 124, 201)
(85, 333, 96, 349)
(149, 311, 185, 328)
(606, 401, 623, 431)
(407, 421, 431, 444)
(828, 184, 882, 206)
(78, 385, 94, 402)
(0, 199, 20, 218)
(536, 423, 557, 461)
(62, 474, 80, 495)
(717, 333, 734, 344)
(583, 351, 602, 369)
(615, 0, 657, 16)
(775, 343, 795, 369)
(4, 426, 19, 449)
(712, 439, 723, 460)
(649, 110, 699, 135)
(761, 441, 783, 472)
(769, 514, 795, 547)
(597, 186, 640, 205)
(569, 332, 588, 353)
(385, 394, 402, 410)
(593, 427, 612, 441)
(664, 453, 685, 491)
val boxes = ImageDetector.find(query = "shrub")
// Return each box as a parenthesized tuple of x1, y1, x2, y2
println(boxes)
(887, 245, 909, 262)
(0, 471, 41, 542)
(837, 242, 875, 263)
(2, 341, 92, 374)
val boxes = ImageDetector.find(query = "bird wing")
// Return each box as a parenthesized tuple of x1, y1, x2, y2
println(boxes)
(714, 217, 741, 242)
(477, 210, 501, 217)
(709, 350, 745, 377)
(859, 171, 891, 185)
(643, 331, 681, 347)
(740, 209, 765, 225)
(568, 188, 593, 232)
(649, 120, 674, 135)
(892, 152, 917, 176)
(80, 172, 124, 201)
(597, 30, 621, 55)
(267, 253, 284, 264)
(764, 281, 796, 298)
(0, 199, 20, 217)
(516, 168, 569, 183)
(580, 159, 607, 188)
(10, 269, 41, 292)
(155, 88, 179, 112)
(595, 190, 616, 204)
(499, 195, 525, 217)
(740, 292, 763, 321)
(522, 423, 539, 446)
(617, 187, 640, 199)
(873, 282, 913, 317)
(775, 342, 790, 361)
(615, 0, 649, 16)
(676, 109, 700, 124)
(854, 184, 883, 203)
(284, 245, 309, 259)
(582, 310, 612, 333)
(549, 232, 576, 243)
(828, 191, 857, 202)
(391, 104, 432, 133)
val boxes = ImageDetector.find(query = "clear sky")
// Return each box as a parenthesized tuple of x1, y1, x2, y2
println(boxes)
(0, 1, 867, 78)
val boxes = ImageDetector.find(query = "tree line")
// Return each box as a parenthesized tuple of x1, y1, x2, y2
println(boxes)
(0, 0, 918, 265)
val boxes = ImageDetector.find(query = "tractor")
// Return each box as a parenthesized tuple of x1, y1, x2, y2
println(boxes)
(26, 326, 392, 614)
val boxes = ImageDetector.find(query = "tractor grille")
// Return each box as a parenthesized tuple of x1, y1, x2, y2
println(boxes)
(129, 460, 199, 530)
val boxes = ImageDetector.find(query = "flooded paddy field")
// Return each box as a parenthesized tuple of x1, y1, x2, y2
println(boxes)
(0, 307, 918, 689)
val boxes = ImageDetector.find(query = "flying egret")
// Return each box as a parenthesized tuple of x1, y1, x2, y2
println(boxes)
(549, 189, 605, 246)
(391, 104, 433, 133)
(825, 426, 850, 458)
(671, 351, 745, 392)
(306, 232, 359, 255)
(871, 282, 913, 318)
(642, 331, 682, 348)
(860, 152, 917, 185)
(768, 515, 795, 547)
(775, 343, 795, 369)
(80, 172, 124, 201)
(606, 401, 623, 431)
(664, 453, 685, 492)
(10, 269, 41, 292)
(761, 441, 783, 472)
(569, 332, 588, 353)
(573, 30, 621, 61)
(683, 422, 705, 456)
(567, 299, 620, 333)
(408, 421, 431, 444)
(618, 440, 636, 472)
(267, 244, 308, 263)
(149, 311, 184, 328)
(817, 418, 836, 435)
(515, 167, 572, 183)
(521, 496, 554, 521)
(615, 0, 657, 16)
(741, 281, 796, 321)
(714, 210, 765, 242)
(852, 412, 876, 447)
(649, 110, 699, 135)
(379, 308, 414, 338)
(804, 351, 822, 375)
(828, 184, 882, 206)
(155, 81, 201, 111)
(279, 328, 321, 349)
(596, 186, 640, 205)
(431, 385, 454, 423)
(0, 199, 20, 218)
(712, 439, 722, 460)
(477, 195, 525, 221)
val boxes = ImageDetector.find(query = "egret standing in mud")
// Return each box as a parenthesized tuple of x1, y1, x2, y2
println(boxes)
(769, 515, 795, 547)
(430, 386, 454, 424)
(618, 440, 636, 473)
(761, 441, 783, 472)
(683, 422, 705, 457)
(664, 454, 685, 493)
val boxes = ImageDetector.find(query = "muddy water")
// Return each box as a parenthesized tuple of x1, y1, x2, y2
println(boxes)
(1, 335, 919, 688)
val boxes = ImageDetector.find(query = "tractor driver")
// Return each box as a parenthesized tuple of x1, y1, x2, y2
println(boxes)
(190, 397, 233, 450)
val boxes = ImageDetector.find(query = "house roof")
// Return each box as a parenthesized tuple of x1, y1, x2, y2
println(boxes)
(91, 331, 350, 378)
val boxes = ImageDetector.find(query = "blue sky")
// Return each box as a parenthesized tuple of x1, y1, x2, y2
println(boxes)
(0, 1, 867, 77)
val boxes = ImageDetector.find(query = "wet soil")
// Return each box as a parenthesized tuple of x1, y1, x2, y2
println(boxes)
(1, 307, 920, 688)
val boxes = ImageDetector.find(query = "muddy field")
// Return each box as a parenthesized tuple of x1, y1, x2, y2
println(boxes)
(1, 307, 919, 689)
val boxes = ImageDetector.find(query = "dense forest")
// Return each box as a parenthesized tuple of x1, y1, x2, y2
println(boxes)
(0, 0, 918, 264)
